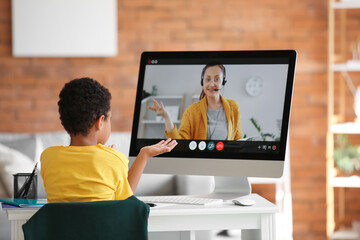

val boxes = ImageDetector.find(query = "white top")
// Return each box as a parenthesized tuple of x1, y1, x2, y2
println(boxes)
(207, 106, 228, 140)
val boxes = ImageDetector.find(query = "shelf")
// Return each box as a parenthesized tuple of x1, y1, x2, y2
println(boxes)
(330, 122, 360, 134)
(150, 96, 183, 99)
(331, 229, 359, 239)
(141, 120, 180, 124)
(330, 176, 360, 188)
(327, 0, 360, 238)
(141, 95, 183, 104)
(332, 63, 360, 72)
(139, 95, 184, 138)
(332, 1, 360, 9)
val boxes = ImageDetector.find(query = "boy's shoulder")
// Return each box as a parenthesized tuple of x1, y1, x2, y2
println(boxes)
(96, 144, 127, 160)
(41, 146, 63, 156)
(41, 145, 127, 160)
(41, 145, 129, 169)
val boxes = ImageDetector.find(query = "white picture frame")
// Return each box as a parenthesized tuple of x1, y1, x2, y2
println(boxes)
(12, 0, 117, 57)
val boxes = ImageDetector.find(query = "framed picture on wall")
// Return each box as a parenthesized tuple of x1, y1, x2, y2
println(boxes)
(12, 0, 117, 57)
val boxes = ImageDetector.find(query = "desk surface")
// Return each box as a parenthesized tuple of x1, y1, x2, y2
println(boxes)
(3, 194, 277, 215)
(3, 194, 278, 240)
(147, 194, 277, 215)
(145, 194, 278, 233)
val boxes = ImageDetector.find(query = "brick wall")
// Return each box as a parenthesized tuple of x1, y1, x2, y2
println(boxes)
(1, 0, 359, 239)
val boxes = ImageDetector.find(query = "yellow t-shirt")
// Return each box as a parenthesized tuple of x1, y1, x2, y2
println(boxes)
(40, 144, 133, 203)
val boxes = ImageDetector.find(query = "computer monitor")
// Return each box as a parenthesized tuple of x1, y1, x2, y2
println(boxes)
(129, 50, 296, 197)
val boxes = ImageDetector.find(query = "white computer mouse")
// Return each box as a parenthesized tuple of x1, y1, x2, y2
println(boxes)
(232, 198, 256, 206)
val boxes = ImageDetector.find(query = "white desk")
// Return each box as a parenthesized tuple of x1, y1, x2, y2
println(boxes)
(3, 194, 278, 240)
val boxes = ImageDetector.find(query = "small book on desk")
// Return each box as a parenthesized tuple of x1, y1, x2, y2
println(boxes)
(0, 198, 47, 208)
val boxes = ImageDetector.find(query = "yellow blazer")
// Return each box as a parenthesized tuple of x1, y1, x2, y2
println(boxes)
(165, 95, 242, 140)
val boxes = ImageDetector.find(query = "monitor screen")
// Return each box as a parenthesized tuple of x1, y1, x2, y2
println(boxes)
(129, 50, 296, 178)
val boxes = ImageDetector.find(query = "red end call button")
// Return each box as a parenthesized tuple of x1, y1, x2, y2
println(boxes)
(216, 141, 224, 151)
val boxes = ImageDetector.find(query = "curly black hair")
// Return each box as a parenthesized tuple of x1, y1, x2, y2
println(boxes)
(58, 77, 112, 136)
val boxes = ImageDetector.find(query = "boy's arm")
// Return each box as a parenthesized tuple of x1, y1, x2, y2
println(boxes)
(128, 138, 177, 193)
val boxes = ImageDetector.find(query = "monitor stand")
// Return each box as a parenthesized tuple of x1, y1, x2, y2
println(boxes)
(199, 177, 258, 239)
(205, 176, 252, 200)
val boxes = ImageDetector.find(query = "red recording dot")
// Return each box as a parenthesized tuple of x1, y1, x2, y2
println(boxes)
(148, 60, 152, 64)
(272, 145, 276, 150)
(216, 142, 224, 151)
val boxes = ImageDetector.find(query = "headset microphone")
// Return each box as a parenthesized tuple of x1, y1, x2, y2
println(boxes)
(214, 88, 220, 91)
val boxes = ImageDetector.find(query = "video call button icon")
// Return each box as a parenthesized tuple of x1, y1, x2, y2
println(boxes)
(189, 141, 197, 151)
(207, 141, 215, 151)
(198, 141, 206, 151)
(216, 142, 224, 151)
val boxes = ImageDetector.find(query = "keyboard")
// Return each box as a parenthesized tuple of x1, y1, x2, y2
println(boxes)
(138, 196, 223, 206)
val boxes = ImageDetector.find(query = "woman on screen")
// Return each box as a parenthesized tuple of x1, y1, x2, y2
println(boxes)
(148, 63, 242, 140)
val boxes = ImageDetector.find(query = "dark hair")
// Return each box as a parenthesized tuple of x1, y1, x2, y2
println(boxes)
(58, 77, 111, 136)
(199, 64, 227, 100)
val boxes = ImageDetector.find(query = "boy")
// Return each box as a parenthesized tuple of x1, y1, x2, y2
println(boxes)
(40, 77, 177, 203)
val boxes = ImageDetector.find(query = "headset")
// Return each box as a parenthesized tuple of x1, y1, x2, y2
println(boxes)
(200, 64, 227, 87)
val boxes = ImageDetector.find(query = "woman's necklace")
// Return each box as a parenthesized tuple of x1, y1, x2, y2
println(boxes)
(207, 107, 222, 140)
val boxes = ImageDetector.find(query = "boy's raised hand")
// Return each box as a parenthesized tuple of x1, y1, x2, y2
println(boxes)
(140, 138, 177, 158)
(129, 138, 177, 192)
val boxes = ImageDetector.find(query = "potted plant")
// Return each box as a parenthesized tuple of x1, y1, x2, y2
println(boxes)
(334, 134, 360, 175)
(244, 117, 280, 141)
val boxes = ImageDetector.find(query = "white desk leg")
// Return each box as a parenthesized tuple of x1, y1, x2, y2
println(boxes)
(11, 220, 25, 240)
(180, 231, 196, 240)
(260, 213, 276, 240)
(242, 213, 276, 240)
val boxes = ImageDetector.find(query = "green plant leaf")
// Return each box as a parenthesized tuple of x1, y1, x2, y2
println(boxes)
(334, 134, 360, 173)
(250, 118, 261, 132)
(262, 133, 276, 138)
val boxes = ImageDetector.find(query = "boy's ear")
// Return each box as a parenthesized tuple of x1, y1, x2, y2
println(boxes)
(95, 115, 105, 130)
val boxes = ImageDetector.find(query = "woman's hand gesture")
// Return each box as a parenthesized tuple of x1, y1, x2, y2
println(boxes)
(147, 99, 169, 118)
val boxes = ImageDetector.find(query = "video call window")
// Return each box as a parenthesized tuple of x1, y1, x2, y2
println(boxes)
(130, 53, 294, 161)
(140, 64, 287, 140)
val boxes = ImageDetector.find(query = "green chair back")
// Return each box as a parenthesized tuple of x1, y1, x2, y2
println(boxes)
(22, 196, 150, 240)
